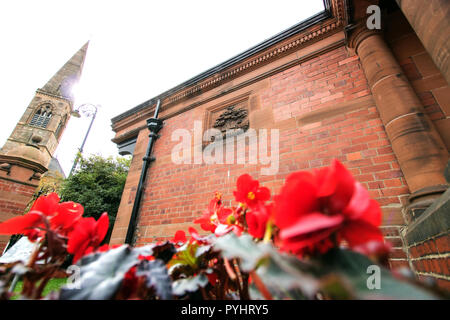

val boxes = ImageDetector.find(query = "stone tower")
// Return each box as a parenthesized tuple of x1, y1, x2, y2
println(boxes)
(0, 42, 89, 167)
(0, 42, 89, 253)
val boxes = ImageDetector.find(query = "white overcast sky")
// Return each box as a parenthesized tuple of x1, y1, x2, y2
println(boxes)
(0, 0, 324, 176)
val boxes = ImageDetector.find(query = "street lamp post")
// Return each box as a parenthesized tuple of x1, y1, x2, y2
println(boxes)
(68, 103, 99, 177)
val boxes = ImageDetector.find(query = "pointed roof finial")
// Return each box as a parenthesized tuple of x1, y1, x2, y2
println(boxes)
(40, 41, 89, 101)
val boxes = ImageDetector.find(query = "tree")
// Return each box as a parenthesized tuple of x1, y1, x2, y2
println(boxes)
(59, 154, 130, 243)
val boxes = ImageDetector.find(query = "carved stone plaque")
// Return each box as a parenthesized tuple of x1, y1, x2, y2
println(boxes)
(212, 105, 249, 135)
(203, 93, 251, 146)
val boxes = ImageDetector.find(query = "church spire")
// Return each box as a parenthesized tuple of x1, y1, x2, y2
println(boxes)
(0, 41, 90, 169)
(40, 41, 89, 101)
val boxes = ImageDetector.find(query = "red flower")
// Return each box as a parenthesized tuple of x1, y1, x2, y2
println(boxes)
(67, 213, 109, 263)
(0, 193, 62, 237)
(274, 160, 383, 257)
(0, 193, 83, 240)
(188, 227, 209, 244)
(29, 193, 60, 216)
(49, 202, 83, 235)
(246, 203, 273, 239)
(214, 223, 243, 237)
(194, 193, 222, 233)
(195, 192, 246, 237)
(215, 205, 244, 237)
(233, 174, 270, 208)
(0, 212, 43, 236)
(171, 230, 187, 244)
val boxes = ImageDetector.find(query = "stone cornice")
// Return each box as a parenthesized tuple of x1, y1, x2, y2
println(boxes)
(111, 0, 348, 132)
(112, 34, 346, 144)
(0, 154, 48, 174)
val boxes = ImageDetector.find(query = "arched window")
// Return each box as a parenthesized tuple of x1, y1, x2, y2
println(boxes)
(30, 104, 52, 128)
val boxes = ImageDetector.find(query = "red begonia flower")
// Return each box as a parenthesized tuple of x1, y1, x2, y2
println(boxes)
(214, 223, 243, 237)
(215, 205, 245, 237)
(194, 193, 223, 233)
(171, 230, 187, 244)
(29, 192, 61, 216)
(0, 192, 61, 238)
(0, 193, 84, 241)
(0, 212, 44, 236)
(246, 203, 273, 239)
(67, 213, 109, 263)
(49, 202, 83, 235)
(181, 227, 211, 245)
(217, 207, 234, 224)
(233, 174, 270, 208)
(274, 159, 383, 257)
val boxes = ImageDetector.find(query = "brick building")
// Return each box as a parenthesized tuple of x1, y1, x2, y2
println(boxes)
(0, 43, 88, 253)
(109, 0, 450, 288)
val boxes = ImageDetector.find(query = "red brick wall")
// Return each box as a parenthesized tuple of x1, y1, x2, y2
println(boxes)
(132, 45, 409, 268)
(0, 178, 36, 253)
(408, 234, 450, 291)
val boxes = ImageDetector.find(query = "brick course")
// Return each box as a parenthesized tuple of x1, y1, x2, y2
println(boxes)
(407, 234, 450, 291)
(0, 178, 36, 253)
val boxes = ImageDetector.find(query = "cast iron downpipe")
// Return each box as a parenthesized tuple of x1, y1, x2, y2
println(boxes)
(125, 99, 163, 245)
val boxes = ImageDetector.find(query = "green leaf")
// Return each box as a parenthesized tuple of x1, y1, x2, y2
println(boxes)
(214, 233, 319, 299)
(318, 248, 442, 300)
(136, 259, 172, 299)
(213, 233, 270, 271)
(172, 274, 209, 297)
(255, 249, 320, 299)
(169, 243, 198, 269)
(58, 245, 140, 300)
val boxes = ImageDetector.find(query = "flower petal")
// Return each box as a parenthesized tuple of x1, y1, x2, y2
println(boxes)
(72, 240, 92, 263)
(314, 166, 337, 197)
(358, 199, 382, 227)
(50, 202, 83, 233)
(324, 160, 355, 213)
(256, 186, 271, 202)
(172, 230, 187, 243)
(0, 213, 43, 235)
(279, 212, 344, 239)
(274, 171, 318, 230)
(214, 223, 233, 236)
(340, 220, 384, 247)
(67, 217, 95, 255)
(30, 192, 60, 216)
(343, 182, 371, 220)
(280, 227, 336, 253)
(95, 213, 110, 244)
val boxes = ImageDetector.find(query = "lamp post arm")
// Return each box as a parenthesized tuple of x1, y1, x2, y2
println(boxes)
(78, 107, 97, 154)
(68, 105, 98, 177)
